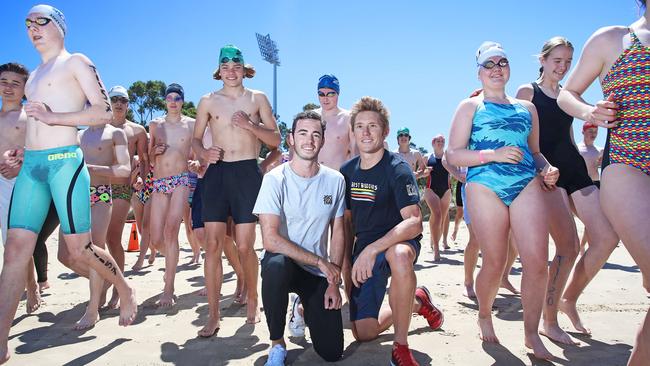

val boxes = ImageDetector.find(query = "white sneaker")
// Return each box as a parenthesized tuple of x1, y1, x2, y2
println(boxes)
(264, 344, 287, 366)
(288, 294, 305, 337)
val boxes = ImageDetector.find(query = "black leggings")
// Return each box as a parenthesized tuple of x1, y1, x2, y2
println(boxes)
(261, 252, 343, 362)
(33, 203, 59, 283)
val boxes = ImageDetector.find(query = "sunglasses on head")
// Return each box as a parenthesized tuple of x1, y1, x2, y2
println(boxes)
(165, 95, 183, 102)
(220, 57, 243, 64)
(479, 58, 509, 70)
(25, 17, 52, 28)
(318, 91, 337, 97)
(110, 96, 129, 104)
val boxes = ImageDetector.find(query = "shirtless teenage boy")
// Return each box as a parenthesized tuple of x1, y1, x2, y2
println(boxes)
(193, 44, 280, 336)
(105, 85, 148, 306)
(148, 83, 195, 307)
(0, 5, 137, 363)
(315, 75, 356, 171)
(59, 123, 130, 329)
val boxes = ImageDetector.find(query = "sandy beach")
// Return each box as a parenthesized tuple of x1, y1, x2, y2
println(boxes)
(0, 218, 645, 366)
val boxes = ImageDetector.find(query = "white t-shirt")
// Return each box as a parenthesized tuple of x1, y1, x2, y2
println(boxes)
(253, 162, 346, 277)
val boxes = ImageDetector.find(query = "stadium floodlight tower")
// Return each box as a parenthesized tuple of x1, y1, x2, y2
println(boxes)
(255, 33, 280, 119)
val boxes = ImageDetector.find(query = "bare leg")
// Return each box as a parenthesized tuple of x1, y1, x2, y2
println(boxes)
(0, 229, 38, 365)
(600, 165, 650, 366)
(441, 190, 451, 249)
(351, 244, 420, 343)
(183, 203, 201, 265)
(76, 202, 112, 330)
(223, 234, 245, 302)
(57, 230, 89, 277)
(466, 183, 509, 344)
(234, 223, 260, 323)
(561, 184, 619, 334)
(25, 258, 42, 314)
(510, 180, 553, 360)
(500, 236, 520, 295)
(106, 198, 130, 309)
(579, 230, 589, 257)
(539, 188, 579, 345)
(452, 205, 463, 242)
(423, 189, 442, 260)
(199, 222, 226, 337)
(153, 186, 188, 307)
(463, 224, 479, 299)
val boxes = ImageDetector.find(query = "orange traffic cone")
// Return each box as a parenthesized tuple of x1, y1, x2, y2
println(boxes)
(127, 222, 140, 252)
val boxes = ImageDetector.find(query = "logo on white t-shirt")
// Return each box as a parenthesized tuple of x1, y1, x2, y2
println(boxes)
(323, 195, 332, 205)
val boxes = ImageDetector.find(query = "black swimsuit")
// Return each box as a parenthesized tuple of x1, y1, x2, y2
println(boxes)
(532, 82, 594, 194)
(426, 155, 449, 199)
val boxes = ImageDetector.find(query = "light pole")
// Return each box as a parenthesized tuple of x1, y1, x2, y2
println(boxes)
(255, 33, 280, 119)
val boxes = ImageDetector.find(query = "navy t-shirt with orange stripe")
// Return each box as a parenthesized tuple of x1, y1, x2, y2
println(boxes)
(340, 149, 421, 257)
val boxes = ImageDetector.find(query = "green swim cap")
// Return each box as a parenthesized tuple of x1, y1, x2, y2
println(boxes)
(219, 44, 244, 64)
(397, 127, 410, 136)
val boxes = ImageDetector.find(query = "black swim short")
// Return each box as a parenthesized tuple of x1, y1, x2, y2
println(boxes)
(191, 178, 204, 229)
(455, 181, 463, 207)
(201, 159, 262, 224)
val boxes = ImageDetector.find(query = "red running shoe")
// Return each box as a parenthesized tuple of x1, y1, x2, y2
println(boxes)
(415, 286, 444, 330)
(391, 342, 419, 366)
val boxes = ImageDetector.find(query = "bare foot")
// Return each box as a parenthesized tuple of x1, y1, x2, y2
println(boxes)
(119, 288, 138, 326)
(131, 257, 145, 271)
(147, 249, 157, 265)
(190, 253, 201, 265)
(234, 283, 247, 305)
(463, 284, 477, 299)
(106, 288, 120, 310)
(38, 281, 50, 293)
(478, 316, 499, 343)
(540, 322, 580, 345)
(443, 241, 450, 250)
(26, 288, 43, 314)
(559, 299, 591, 334)
(500, 278, 520, 295)
(156, 291, 175, 308)
(246, 299, 261, 324)
(198, 316, 220, 338)
(434, 253, 441, 262)
(74, 308, 99, 330)
(525, 334, 555, 360)
(198, 287, 208, 296)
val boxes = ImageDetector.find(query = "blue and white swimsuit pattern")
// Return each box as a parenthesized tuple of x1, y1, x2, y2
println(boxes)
(466, 101, 536, 207)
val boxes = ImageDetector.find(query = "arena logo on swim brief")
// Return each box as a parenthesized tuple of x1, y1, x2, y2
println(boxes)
(47, 152, 78, 161)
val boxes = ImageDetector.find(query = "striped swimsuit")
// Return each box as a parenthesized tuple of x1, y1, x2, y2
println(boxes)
(601, 30, 650, 176)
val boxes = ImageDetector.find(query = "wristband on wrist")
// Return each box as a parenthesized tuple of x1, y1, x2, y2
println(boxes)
(478, 150, 486, 164)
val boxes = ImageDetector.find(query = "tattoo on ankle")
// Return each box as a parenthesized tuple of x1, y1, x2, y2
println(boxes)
(84, 241, 118, 276)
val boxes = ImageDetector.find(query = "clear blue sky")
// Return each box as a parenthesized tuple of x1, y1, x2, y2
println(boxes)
(2, 1, 643, 150)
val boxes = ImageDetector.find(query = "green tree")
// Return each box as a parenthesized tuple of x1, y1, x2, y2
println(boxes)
(302, 102, 320, 111)
(182, 101, 197, 118)
(128, 80, 166, 126)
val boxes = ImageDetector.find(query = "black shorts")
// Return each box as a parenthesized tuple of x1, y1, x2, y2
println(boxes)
(593, 180, 600, 189)
(191, 178, 204, 229)
(202, 159, 262, 224)
(455, 181, 463, 207)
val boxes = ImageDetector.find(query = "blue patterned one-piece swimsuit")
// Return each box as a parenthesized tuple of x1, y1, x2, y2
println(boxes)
(466, 101, 537, 206)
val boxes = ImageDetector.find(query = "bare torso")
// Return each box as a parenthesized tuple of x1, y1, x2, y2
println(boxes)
(0, 108, 27, 159)
(578, 142, 602, 181)
(316, 107, 352, 170)
(25, 52, 95, 150)
(150, 115, 194, 178)
(111, 120, 146, 184)
(80, 125, 120, 185)
(395, 149, 421, 172)
(203, 89, 263, 162)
